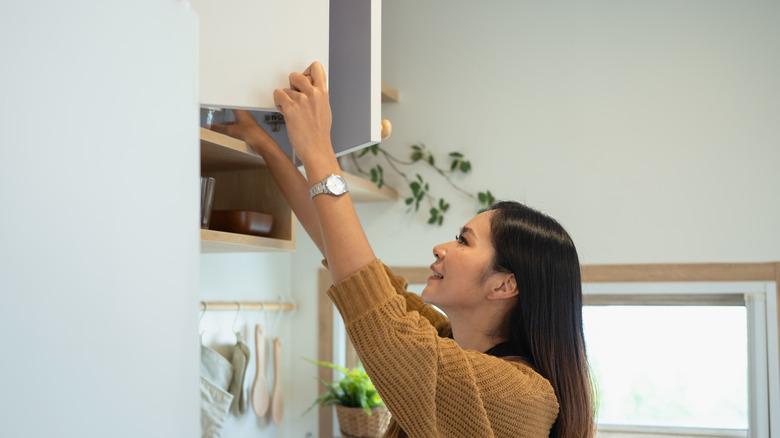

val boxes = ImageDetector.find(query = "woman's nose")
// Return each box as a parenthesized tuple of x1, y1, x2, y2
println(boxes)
(433, 243, 446, 259)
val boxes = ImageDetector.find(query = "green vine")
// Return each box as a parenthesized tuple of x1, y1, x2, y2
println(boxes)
(348, 143, 495, 226)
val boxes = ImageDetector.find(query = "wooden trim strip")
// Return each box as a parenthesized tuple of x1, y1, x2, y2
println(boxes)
(581, 263, 777, 283)
(317, 268, 334, 438)
(386, 266, 432, 285)
(584, 293, 745, 306)
(775, 263, 780, 375)
(198, 301, 295, 312)
(361, 264, 778, 285)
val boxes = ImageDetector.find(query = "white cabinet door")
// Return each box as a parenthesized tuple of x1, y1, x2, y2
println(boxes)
(330, 0, 382, 155)
(190, 0, 329, 111)
(191, 0, 380, 158)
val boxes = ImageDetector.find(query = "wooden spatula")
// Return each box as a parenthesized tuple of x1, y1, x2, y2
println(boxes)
(251, 324, 270, 417)
(270, 337, 284, 425)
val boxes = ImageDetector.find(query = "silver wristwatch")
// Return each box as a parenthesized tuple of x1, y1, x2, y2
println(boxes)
(309, 174, 349, 199)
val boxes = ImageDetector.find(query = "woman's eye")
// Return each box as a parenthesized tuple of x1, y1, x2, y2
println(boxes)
(455, 234, 467, 245)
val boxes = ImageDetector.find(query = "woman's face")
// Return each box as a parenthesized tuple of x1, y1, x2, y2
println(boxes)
(421, 210, 498, 313)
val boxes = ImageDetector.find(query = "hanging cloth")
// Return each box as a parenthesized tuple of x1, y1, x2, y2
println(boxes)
(200, 345, 234, 438)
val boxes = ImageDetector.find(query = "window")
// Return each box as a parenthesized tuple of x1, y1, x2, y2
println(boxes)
(582, 281, 779, 438)
(584, 305, 748, 430)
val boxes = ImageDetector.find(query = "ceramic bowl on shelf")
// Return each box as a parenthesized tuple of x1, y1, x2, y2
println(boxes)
(208, 210, 273, 237)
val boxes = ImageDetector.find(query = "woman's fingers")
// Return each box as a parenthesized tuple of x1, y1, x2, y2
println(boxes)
(302, 61, 326, 88)
(208, 122, 230, 135)
(289, 72, 313, 94)
(208, 110, 262, 139)
(273, 88, 295, 114)
(233, 109, 258, 126)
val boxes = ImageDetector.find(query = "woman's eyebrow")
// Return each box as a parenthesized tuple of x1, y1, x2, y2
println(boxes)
(460, 226, 478, 241)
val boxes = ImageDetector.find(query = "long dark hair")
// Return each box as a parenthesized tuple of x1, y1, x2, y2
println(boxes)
(489, 201, 595, 438)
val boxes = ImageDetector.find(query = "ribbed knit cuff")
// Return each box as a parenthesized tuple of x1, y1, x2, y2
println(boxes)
(326, 258, 398, 324)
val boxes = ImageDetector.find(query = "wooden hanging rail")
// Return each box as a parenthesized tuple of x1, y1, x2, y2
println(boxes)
(200, 301, 296, 312)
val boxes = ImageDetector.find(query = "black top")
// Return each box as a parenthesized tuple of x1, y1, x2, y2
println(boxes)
(484, 341, 523, 358)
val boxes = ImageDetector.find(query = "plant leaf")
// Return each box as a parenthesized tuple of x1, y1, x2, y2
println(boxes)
(303, 358, 350, 375)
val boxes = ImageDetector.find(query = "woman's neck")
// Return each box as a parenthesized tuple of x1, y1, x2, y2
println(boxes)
(447, 306, 510, 353)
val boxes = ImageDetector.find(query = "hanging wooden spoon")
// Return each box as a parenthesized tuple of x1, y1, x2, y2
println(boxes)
(251, 324, 270, 417)
(270, 337, 284, 425)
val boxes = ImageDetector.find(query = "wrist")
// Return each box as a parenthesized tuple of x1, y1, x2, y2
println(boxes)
(301, 153, 342, 187)
(296, 140, 336, 166)
(244, 129, 277, 156)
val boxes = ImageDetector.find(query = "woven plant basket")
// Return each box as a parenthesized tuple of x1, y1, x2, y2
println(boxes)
(335, 405, 390, 438)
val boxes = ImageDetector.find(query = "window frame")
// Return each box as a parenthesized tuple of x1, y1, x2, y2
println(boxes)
(582, 263, 780, 438)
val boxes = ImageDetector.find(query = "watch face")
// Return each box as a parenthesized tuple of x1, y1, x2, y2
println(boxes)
(326, 176, 346, 194)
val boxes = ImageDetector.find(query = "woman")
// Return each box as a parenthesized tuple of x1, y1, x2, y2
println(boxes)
(211, 62, 595, 438)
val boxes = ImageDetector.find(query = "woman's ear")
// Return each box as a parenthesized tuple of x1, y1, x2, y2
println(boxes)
(488, 274, 518, 300)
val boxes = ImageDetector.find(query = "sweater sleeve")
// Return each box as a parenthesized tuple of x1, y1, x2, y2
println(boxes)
(327, 259, 559, 438)
(379, 262, 453, 338)
(324, 259, 452, 337)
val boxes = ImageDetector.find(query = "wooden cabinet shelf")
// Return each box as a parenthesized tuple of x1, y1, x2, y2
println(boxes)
(200, 129, 398, 252)
(200, 128, 295, 253)
(200, 228, 294, 252)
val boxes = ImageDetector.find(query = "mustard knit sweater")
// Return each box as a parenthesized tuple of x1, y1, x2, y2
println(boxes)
(327, 259, 559, 438)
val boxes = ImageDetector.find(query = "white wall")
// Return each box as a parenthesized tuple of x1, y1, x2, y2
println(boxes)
(199, 251, 321, 438)
(354, 0, 780, 268)
(0, 1, 200, 437)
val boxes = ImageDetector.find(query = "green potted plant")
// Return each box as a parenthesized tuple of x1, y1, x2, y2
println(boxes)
(304, 359, 389, 438)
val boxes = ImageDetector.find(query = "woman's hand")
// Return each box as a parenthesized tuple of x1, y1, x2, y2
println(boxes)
(273, 61, 333, 163)
(209, 110, 278, 157)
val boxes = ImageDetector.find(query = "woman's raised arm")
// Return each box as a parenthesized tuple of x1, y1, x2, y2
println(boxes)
(272, 62, 376, 284)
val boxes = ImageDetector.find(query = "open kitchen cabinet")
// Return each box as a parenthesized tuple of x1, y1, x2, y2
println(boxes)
(191, 0, 384, 252)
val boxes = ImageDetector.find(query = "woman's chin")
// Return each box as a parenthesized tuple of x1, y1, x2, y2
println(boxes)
(420, 286, 432, 304)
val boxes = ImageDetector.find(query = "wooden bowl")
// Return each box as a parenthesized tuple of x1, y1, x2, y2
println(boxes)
(208, 210, 274, 237)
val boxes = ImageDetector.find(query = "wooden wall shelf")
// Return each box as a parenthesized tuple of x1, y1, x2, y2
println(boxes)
(381, 81, 399, 103)
(300, 168, 399, 203)
(344, 171, 399, 203)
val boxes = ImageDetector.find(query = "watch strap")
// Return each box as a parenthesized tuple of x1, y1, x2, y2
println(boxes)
(309, 174, 348, 200)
